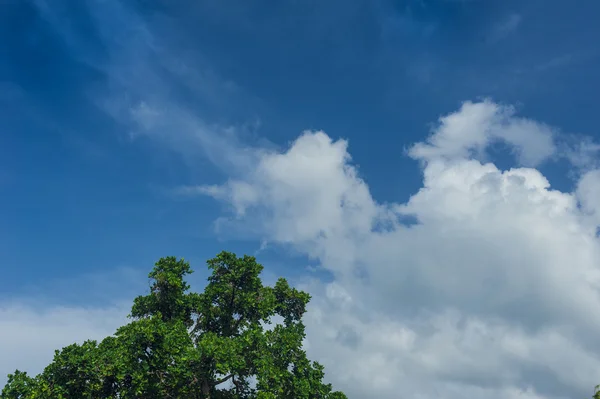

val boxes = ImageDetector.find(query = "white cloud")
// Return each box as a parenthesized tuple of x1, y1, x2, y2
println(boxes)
(0, 267, 148, 388)
(563, 136, 600, 172)
(577, 169, 600, 226)
(0, 302, 129, 387)
(124, 100, 259, 173)
(196, 100, 600, 399)
(409, 100, 556, 166)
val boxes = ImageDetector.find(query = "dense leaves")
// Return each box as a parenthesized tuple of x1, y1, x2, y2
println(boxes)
(2, 252, 347, 399)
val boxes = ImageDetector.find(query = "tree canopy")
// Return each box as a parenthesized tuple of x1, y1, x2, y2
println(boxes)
(2, 252, 347, 399)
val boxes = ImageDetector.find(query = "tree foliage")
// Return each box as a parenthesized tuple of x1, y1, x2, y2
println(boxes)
(1, 252, 347, 399)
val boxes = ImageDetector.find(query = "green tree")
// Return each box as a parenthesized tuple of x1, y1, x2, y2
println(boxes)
(1, 252, 347, 399)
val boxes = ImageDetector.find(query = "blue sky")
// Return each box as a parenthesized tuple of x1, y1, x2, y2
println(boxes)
(3, 1, 600, 398)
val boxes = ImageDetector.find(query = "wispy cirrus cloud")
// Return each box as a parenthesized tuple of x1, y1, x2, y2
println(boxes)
(33, 0, 265, 174)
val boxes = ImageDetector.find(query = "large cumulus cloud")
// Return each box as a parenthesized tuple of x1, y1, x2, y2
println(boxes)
(195, 100, 600, 399)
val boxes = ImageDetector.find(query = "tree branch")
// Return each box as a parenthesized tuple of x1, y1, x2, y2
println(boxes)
(228, 283, 237, 335)
(233, 375, 243, 394)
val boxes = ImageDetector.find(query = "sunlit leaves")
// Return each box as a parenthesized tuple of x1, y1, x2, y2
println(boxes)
(2, 252, 346, 399)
